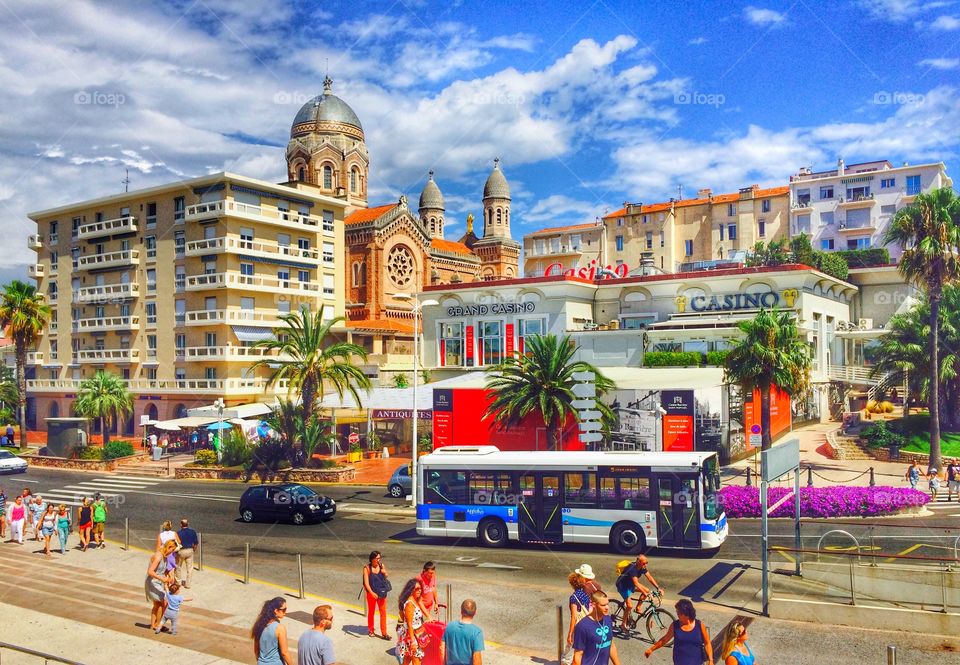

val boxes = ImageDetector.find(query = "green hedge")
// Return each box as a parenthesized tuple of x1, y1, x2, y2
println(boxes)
(76, 446, 103, 460)
(705, 350, 730, 366)
(644, 351, 704, 367)
(836, 248, 891, 268)
(102, 441, 135, 460)
(816, 251, 849, 280)
(194, 449, 218, 466)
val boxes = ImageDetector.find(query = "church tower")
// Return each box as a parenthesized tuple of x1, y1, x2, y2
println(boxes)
(418, 171, 445, 239)
(285, 76, 369, 212)
(473, 159, 520, 280)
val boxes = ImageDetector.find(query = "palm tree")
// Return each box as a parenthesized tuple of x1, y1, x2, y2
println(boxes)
(252, 306, 371, 423)
(723, 308, 812, 450)
(871, 307, 929, 419)
(0, 280, 51, 449)
(73, 371, 133, 446)
(484, 334, 615, 451)
(884, 187, 960, 470)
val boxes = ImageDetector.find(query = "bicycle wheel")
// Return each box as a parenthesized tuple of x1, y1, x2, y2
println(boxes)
(609, 600, 635, 635)
(645, 607, 676, 644)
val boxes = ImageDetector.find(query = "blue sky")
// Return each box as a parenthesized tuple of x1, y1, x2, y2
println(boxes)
(1, 0, 959, 276)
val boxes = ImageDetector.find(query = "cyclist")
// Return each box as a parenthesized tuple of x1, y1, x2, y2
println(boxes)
(614, 554, 663, 632)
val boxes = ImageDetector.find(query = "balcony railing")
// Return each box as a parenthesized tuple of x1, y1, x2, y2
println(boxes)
(28, 264, 44, 278)
(74, 283, 139, 303)
(792, 200, 813, 210)
(827, 364, 880, 384)
(185, 236, 322, 263)
(184, 200, 326, 231)
(27, 235, 42, 250)
(75, 348, 140, 363)
(185, 272, 320, 294)
(73, 316, 139, 333)
(76, 215, 138, 240)
(27, 377, 285, 395)
(26, 352, 43, 364)
(838, 193, 876, 208)
(183, 346, 283, 361)
(76, 249, 140, 271)
(185, 309, 283, 327)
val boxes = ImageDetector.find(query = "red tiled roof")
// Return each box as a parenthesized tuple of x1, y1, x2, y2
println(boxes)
(345, 204, 397, 225)
(527, 222, 599, 237)
(345, 318, 415, 334)
(602, 185, 790, 219)
(430, 238, 474, 255)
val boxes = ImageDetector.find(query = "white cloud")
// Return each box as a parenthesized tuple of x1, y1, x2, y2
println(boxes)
(930, 15, 960, 29)
(744, 6, 787, 27)
(861, 0, 951, 21)
(688, 37, 708, 45)
(919, 57, 960, 69)
(523, 195, 607, 225)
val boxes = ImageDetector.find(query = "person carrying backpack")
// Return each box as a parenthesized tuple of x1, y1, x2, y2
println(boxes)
(361, 550, 392, 639)
(614, 554, 663, 633)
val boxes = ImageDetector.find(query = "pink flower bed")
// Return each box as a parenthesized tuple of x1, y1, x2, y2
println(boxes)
(718, 485, 930, 519)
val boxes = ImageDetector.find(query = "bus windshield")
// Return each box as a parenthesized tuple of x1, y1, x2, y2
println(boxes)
(702, 456, 722, 520)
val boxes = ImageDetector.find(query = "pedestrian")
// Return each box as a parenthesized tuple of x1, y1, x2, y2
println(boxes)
(442, 598, 485, 665)
(77, 497, 93, 551)
(615, 554, 663, 633)
(297, 605, 336, 665)
(946, 459, 960, 502)
(7, 494, 25, 544)
(55, 504, 71, 554)
(146, 540, 177, 631)
(91, 493, 107, 548)
(5, 424, 14, 445)
(905, 460, 922, 490)
(38, 502, 57, 558)
(720, 620, 755, 665)
(156, 520, 181, 575)
(928, 467, 941, 501)
(251, 596, 292, 665)
(566, 569, 592, 650)
(149, 431, 158, 450)
(418, 561, 439, 618)
(571, 590, 620, 665)
(645, 599, 713, 665)
(578, 563, 603, 596)
(175, 518, 198, 588)
(362, 550, 391, 639)
(396, 578, 427, 665)
(156, 581, 192, 635)
(190, 430, 199, 450)
(29, 495, 46, 541)
(0, 487, 6, 539)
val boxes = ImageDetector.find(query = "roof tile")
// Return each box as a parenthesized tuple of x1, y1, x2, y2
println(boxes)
(345, 203, 397, 225)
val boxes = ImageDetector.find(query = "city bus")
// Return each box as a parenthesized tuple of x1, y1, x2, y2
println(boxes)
(416, 446, 727, 554)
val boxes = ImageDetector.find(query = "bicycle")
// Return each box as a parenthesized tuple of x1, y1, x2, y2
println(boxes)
(610, 590, 675, 644)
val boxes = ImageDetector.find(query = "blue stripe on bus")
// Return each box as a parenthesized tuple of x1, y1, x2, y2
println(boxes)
(416, 504, 516, 522)
(563, 516, 615, 527)
(700, 515, 727, 532)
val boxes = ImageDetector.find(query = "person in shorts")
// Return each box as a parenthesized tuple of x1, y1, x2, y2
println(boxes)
(91, 493, 108, 548)
(946, 459, 960, 502)
(928, 467, 942, 501)
(614, 554, 663, 633)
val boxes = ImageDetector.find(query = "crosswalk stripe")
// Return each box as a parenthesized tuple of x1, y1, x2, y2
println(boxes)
(91, 477, 165, 485)
(68, 482, 153, 490)
(60, 486, 123, 496)
(104, 475, 174, 482)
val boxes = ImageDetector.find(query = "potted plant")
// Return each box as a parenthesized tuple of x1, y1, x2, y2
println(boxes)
(366, 432, 382, 459)
(347, 441, 362, 463)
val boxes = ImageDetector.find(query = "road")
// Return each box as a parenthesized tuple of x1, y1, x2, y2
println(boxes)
(7, 466, 958, 661)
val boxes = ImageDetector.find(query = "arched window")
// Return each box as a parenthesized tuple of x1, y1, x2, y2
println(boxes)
(505, 210, 509, 226)
(49, 402, 60, 418)
(298, 167, 305, 182)
(174, 404, 188, 419)
(323, 165, 333, 189)
(350, 167, 359, 193)
(146, 403, 158, 422)
(496, 208, 502, 225)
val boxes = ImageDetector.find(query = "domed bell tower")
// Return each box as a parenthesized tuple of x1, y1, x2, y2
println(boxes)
(418, 171, 445, 239)
(473, 158, 520, 280)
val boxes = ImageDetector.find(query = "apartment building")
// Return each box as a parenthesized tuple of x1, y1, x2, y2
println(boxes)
(522, 222, 604, 277)
(26, 172, 345, 434)
(788, 159, 953, 258)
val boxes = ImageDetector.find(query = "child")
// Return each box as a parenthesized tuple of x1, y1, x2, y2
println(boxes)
(929, 467, 941, 501)
(156, 581, 191, 635)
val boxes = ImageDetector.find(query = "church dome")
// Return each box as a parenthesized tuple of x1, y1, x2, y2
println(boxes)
(483, 158, 510, 200)
(419, 171, 444, 210)
(290, 76, 363, 138)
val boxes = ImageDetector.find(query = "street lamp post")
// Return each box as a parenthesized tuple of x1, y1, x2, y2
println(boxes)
(392, 292, 438, 506)
(214, 398, 225, 463)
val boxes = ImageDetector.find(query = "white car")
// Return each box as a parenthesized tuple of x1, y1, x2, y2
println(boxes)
(0, 450, 28, 474)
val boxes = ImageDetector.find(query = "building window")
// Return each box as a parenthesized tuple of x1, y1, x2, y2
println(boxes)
(821, 238, 835, 250)
(175, 299, 185, 324)
(438, 322, 463, 367)
(846, 185, 871, 201)
(49, 250, 58, 271)
(322, 210, 334, 233)
(645, 231, 653, 249)
(278, 269, 290, 287)
(240, 262, 254, 277)
(322, 242, 335, 263)
(659, 230, 665, 247)
(795, 214, 811, 234)
(350, 167, 358, 193)
(298, 237, 311, 254)
(906, 175, 921, 195)
(145, 235, 156, 259)
(881, 177, 895, 188)
(49, 340, 58, 361)
(847, 237, 871, 249)
(570, 234, 581, 250)
(758, 221, 766, 238)
(47, 282, 58, 300)
(147, 368, 157, 380)
(146, 202, 157, 227)
(727, 203, 736, 216)
(518, 318, 544, 355)
(147, 269, 156, 291)
(615, 235, 624, 252)
(762, 199, 771, 213)
(71, 246, 80, 269)
(352, 262, 366, 287)
(684, 239, 693, 256)
(174, 231, 185, 256)
(147, 335, 157, 358)
(819, 186, 834, 200)
(175, 266, 185, 291)
(298, 269, 310, 283)
(146, 302, 157, 325)
(642, 214, 648, 224)
(175, 334, 185, 351)
(204, 260, 217, 275)
(322, 273, 334, 295)
(239, 227, 254, 249)
(120, 303, 131, 317)
(298, 167, 305, 182)
(718, 225, 724, 241)
(175, 367, 186, 380)
(205, 367, 217, 380)
(478, 321, 503, 366)
(617, 218, 623, 227)
(820, 211, 835, 226)
(796, 189, 810, 205)
(174, 196, 185, 222)
(72, 217, 81, 238)
(727, 224, 737, 240)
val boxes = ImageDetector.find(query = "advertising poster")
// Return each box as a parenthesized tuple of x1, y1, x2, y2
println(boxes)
(465, 325, 475, 366)
(742, 386, 792, 449)
(432, 389, 454, 447)
(661, 389, 695, 451)
(505, 323, 515, 357)
(608, 389, 661, 451)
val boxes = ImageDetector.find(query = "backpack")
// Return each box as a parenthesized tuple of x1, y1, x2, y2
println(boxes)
(615, 559, 633, 576)
(615, 561, 640, 592)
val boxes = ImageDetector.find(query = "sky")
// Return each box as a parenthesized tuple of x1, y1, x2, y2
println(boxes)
(1, 0, 959, 275)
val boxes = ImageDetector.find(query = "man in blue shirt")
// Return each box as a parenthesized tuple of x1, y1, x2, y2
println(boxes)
(298, 605, 336, 665)
(442, 598, 485, 665)
(573, 591, 620, 665)
(175, 518, 199, 588)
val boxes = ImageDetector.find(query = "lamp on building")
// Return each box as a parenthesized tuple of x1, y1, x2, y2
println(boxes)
(391, 292, 439, 506)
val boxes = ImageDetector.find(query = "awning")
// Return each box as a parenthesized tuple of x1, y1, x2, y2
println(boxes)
(649, 313, 756, 330)
(316, 373, 486, 411)
(232, 326, 275, 343)
(602, 366, 726, 390)
(188, 402, 274, 420)
(152, 415, 219, 429)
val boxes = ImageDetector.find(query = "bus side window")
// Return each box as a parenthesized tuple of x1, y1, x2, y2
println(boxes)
(564, 472, 596, 507)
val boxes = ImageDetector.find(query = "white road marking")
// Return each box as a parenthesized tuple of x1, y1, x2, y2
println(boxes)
(70, 482, 154, 490)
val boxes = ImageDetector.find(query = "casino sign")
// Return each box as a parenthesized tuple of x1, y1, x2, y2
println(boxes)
(676, 288, 799, 313)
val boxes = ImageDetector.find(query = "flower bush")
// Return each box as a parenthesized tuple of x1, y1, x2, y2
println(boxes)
(718, 485, 929, 519)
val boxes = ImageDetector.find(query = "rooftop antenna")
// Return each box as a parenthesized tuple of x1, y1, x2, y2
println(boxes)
(122, 168, 130, 193)
(677, 184, 684, 199)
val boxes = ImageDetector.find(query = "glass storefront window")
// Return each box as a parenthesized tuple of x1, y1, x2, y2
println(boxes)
(440, 322, 464, 367)
(518, 318, 544, 354)
(479, 321, 503, 366)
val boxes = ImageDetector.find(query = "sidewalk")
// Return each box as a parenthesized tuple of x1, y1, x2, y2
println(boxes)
(0, 535, 533, 665)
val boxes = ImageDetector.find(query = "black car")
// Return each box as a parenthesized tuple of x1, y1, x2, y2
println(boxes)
(239, 483, 337, 525)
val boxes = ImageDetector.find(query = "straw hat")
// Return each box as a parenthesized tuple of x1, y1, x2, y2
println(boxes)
(574, 564, 595, 580)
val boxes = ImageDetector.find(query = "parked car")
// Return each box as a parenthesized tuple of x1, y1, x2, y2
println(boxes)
(239, 483, 336, 525)
(0, 450, 28, 474)
(388, 465, 411, 499)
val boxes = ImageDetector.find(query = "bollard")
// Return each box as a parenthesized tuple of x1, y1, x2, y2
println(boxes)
(556, 604, 564, 665)
(887, 645, 896, 664)
(244, 543, 250, 584)
(806, 466, 813, 487)
(445, 583, 452, 625)
(746, 467, 753, 487)
(848, 558, 856, 606)
(297, 554, 305, 599)
(197, 532, 203, 571)
(124, 517, 129, 551)
(869, 466, 875, 487)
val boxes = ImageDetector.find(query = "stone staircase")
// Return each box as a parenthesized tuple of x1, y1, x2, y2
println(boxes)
(827, 429, 874, 460)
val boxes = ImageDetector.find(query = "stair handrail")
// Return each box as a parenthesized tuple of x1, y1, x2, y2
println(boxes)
(0, 641, 85, 664)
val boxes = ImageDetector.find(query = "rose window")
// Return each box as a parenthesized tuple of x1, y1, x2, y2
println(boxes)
(387, 245, 415, 288)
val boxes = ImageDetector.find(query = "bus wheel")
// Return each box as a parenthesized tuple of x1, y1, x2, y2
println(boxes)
(478, 517, 507, 548)
(610, 522, 646, 555)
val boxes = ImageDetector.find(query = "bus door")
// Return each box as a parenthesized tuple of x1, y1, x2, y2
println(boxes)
(654, 475, 701, 548)
(517, 473, 563, 544)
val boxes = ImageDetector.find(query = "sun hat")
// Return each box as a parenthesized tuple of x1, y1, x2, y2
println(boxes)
(574, 564, 595, 580)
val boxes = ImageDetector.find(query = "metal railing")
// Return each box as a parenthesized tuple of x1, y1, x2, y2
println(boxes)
(0, 641, 85, 664)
